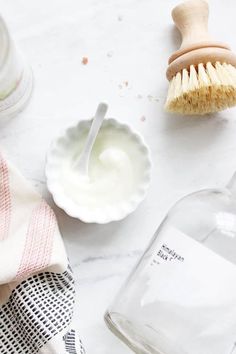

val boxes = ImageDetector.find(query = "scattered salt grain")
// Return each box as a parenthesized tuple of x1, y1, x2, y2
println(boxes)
(82, 57, 88, 65)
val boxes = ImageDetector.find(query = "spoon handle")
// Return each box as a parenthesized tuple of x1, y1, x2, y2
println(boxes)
(75, 102, 108, 175)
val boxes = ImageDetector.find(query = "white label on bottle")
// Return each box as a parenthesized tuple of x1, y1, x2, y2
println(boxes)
(139, 226, 236, 354)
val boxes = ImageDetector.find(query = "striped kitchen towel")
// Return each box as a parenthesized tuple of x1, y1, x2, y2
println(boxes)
(0, 154, 85, 354)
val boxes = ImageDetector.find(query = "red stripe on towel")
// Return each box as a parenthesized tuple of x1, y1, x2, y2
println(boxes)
(16, 200, 55, 280)
(0, 155, 11, 240)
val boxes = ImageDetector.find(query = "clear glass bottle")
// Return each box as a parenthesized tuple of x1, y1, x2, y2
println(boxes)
(105, 174, 236, 354)
(0, 15, 33, 119)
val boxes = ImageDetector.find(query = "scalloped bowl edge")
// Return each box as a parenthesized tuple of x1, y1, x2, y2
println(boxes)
(45, 118, 152, 224)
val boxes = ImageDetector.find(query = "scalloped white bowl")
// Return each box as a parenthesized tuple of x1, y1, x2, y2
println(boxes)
(46, 118, 151, 224)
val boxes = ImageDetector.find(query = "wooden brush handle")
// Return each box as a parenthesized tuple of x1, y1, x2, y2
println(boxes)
(167, 0, 236, 80)
(173, 0, 210, 49)
(169, 0, 229, 64)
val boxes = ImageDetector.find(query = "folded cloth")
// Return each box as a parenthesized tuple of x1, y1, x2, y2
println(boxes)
(0, 154, 85, 354)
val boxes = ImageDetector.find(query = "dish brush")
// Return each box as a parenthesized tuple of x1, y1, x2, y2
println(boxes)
(165, 0, 236, 115)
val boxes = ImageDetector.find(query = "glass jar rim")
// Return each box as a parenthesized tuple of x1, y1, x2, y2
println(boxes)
(0, 15, 11, 72)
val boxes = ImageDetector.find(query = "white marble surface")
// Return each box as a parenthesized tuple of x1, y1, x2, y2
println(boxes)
(1, 0, 236, 353)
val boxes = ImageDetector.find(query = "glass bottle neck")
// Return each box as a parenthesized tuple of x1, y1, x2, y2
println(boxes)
(227, 172, 236, 196)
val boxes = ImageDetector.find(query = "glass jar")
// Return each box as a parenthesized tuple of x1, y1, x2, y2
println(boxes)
(0, 15, 33, 119)
(105, 173, 236, 354)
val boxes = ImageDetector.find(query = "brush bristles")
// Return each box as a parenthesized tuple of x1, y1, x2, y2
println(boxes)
(165, 62, 236, 115)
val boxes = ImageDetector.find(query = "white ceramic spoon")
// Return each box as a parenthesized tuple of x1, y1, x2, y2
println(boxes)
(74, 102, 108, 177)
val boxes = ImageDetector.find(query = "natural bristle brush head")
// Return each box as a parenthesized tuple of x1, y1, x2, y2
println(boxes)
(165, 0, 236, 115)
(166, 62, 236, 115)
